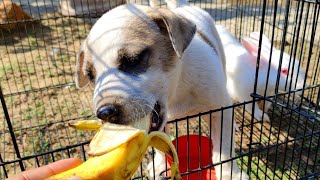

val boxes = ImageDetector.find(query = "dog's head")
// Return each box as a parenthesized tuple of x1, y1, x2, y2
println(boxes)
(75, 4, 196, 131)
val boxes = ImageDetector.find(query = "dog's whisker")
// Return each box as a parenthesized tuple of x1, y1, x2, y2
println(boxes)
(130, 97, 161, 129)
(133, 106, 139, 123)
(130, 97, 149, 122)
(133, 96, 155, 105)
(145, 104, 160, 117)
(135, 101, 147, 120)
(133, 96, 159, 118)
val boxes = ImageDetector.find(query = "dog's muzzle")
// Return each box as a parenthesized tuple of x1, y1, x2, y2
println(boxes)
(96, 102, 164, 132)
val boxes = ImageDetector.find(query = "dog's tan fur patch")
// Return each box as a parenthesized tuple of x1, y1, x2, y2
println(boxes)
(118, 8, 196, 72)
(119, 12, 177, 72)
(76, 5, 197, 125)
(76, 45, 96, 87)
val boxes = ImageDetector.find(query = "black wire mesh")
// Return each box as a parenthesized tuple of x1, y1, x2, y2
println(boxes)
(0, 0, 319, 179)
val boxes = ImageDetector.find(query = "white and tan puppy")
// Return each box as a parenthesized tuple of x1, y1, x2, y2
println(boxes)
(75, 0, 247, 179)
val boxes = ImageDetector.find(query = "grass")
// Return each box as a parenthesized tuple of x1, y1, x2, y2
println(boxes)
(237, 155, 292, 180)
(33, 133, 50, 154)
(23, 100, 45, 121)
(80, 108, 94, 117)
(59, 53, 70, 62)
(261, 135, 269, 144)
(18, 64, 37, 77)
(0, 62, 17, 80)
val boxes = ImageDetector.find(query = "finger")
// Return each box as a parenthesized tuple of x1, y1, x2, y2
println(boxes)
(47, 158, 83, 175)
(7, 158, 82, 180)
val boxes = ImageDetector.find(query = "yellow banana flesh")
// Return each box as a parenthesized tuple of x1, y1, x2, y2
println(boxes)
(48, 120, 181, 180)
(68, 119, 102, 131)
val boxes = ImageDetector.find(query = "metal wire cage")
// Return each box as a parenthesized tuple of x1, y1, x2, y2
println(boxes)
(0, 0, 319, 179)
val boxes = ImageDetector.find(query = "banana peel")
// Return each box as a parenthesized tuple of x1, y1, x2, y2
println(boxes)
(48, 119, 181, 180)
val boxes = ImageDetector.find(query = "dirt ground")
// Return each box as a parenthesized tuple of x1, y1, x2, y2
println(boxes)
(0, 0, 319, 179)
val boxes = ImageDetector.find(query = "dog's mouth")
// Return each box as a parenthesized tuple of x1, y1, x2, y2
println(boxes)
(149, 102, 164, 132)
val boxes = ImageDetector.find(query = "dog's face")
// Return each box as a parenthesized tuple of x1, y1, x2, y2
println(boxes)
(75, 4, 196, 131)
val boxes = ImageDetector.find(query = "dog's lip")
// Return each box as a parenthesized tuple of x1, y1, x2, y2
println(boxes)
(149, 102, 163, 133)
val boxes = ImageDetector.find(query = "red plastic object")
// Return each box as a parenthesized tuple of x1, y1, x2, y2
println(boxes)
(166, 135, 217, 180)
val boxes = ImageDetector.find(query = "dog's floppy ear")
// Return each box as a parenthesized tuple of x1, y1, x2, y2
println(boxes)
(152, 9, 196, 58)
(75, 41, 96, 88)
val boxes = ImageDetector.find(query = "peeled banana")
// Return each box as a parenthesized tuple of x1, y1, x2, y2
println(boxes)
(68, 119, 102, 131)
(47, 119, 181, 180)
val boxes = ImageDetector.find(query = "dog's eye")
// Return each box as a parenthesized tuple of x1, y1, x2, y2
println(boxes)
(122, 56, 140, 67)
(119, 48, 150, 74)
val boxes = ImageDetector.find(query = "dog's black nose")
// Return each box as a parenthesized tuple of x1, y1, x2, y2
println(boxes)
(97, 105, 118, 122)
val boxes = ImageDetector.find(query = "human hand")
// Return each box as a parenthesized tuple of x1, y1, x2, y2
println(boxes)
(7, 158, 82, 180)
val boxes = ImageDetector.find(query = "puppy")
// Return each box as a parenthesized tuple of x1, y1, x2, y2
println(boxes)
(75, 0, 247, 179)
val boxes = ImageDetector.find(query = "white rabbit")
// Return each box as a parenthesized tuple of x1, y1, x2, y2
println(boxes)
(242, 32, 306, 95)
(216, 25, 306, 121)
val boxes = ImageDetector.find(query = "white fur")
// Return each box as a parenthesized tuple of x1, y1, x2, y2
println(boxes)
(87, 4, 166, 125)
(83, 2, 247, 179)
(216, 25, 306, 121)
(148, 1, 247, 179)
(247, 32, 306, 94)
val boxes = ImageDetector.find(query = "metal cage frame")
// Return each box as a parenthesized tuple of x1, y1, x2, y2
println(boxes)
(1, 0, 319, 179)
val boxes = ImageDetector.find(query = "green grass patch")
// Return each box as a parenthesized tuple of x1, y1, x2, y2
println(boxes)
(80, 108, 94, 117)
(23, 100, 45, 120)
(236, 155, 292, 179)
(0, 62, 17, 80)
